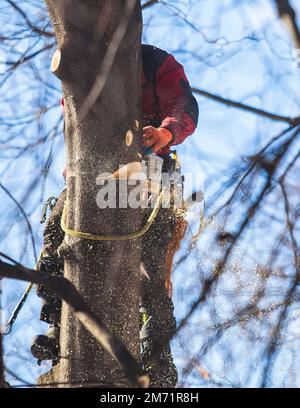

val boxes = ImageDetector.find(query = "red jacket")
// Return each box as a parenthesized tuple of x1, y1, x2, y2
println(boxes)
(62, 45, 198, 155)
(142, 44, 198, 155)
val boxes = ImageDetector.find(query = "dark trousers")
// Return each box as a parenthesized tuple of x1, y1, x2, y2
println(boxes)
(41, 189, 177, 351)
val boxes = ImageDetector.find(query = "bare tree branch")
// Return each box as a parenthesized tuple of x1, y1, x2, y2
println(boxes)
(274, 0, 300, 49)
(5, 0, 53, 38)
(192, 87, 300, 126)
(0, 182, 38, 263)
(142, 0, 159, 10)
(0, 254, 148, 388)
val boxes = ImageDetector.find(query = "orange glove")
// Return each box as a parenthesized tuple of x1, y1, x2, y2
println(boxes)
(143, 126, 173, 153)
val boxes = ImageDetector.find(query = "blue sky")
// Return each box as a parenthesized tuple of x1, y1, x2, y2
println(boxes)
(1, 0, 300, 387)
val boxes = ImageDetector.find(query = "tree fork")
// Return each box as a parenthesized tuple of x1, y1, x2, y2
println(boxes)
(41, 0, 144, 387)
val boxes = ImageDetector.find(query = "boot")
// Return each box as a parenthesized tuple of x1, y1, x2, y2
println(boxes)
(31, 325, 60, 365)
(139, 305, 178, 388)
(36, 255, 64, 303)
(31, 254, 63, 364)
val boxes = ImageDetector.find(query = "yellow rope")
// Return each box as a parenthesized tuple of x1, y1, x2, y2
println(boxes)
(61, 192, 163, 241)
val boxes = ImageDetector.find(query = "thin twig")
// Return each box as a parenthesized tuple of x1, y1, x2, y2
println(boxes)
(192, 87, 300, 126)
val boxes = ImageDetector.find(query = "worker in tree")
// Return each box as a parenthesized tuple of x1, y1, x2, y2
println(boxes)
(31, 44, 198, 388)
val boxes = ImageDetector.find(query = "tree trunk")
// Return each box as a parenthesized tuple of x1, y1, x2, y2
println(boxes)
(41, 0, 143, 387)
(0, 283, 7, 388)
(0, 322, 5, 387)
(0, 286, 5, 388)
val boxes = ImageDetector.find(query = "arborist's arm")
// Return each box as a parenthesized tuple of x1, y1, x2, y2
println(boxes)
(155, 54, 199, 154)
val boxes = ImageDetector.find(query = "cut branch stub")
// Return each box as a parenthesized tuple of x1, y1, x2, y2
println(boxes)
(51, 49, 62, 76)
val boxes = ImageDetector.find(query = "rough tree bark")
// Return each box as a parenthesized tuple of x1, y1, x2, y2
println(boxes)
(0, 282, 8, 388)
(0, 324, 4, 388)
(0, 281, 4, 387)
(41, 0, 143, 387)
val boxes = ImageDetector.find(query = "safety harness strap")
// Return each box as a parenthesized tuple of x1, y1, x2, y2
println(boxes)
(61, 192, 163, 241)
